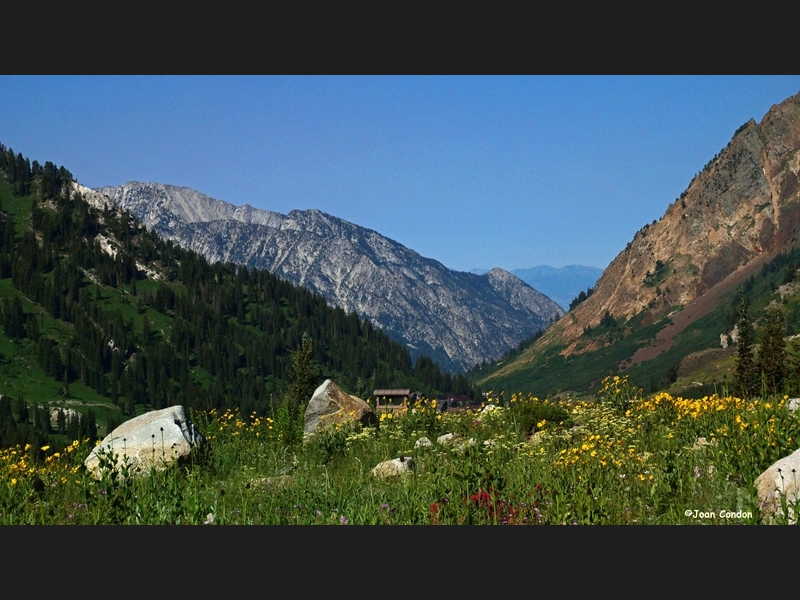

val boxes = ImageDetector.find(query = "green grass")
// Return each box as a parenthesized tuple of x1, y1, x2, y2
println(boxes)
(3, 384, 796, 525)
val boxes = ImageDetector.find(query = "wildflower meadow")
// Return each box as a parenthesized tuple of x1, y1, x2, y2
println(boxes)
(2, 375, 798, 524)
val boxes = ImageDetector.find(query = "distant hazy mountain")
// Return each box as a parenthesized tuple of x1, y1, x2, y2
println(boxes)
(97, 182, 565, 372)
(470, 265, 603, 310)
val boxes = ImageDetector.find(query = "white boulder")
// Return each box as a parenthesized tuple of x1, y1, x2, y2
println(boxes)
(84, 406, 206, 478)
(754, 446, 800, 524)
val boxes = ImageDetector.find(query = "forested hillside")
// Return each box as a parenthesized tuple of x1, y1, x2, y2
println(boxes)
(0, 144, 472, 450)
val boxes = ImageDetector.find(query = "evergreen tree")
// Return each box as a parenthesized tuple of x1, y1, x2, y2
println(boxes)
(3, 296, 26, 339)
(758, 307, 787, 395)
(86, 409, 98, 444)
(734, 294, 759, 398)
(34, 404, 50, 434)
(61, 367, 70, 398)
(14, 396, 29, 424)
(286, 333, 322, 417)
(67, 413, 79, 438)
(107, 410, 121, 435)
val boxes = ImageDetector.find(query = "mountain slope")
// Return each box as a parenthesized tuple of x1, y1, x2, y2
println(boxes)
(0, 141, 485, 448)
(479, 90, 800, 394)
(96, 182, 564, 372)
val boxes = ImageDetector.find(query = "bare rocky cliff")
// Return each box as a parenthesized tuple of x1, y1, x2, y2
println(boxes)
(499, 90, 800, 370)
(95, 182, 564, 372)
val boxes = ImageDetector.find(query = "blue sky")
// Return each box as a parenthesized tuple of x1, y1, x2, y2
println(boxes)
(2, 75, 799, 272)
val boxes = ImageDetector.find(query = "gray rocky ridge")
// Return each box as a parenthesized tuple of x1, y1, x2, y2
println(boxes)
(96, 182, 564, 371)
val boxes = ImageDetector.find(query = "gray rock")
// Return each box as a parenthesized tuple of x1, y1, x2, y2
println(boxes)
(371, 456, 414, 478)
(49, 407, 80, 425)
(304, 379, 376, 436)
(414, 437, 432, 448)
(84, 406, 206, 478)
(754, 446, 800, 524)
(437, 433, 457, 445)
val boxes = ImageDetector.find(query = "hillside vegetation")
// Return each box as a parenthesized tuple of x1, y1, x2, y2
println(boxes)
(474, 248, 800, 398)
(0, 143, 473, 452)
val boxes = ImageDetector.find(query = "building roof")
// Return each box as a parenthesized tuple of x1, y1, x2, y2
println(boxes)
(372, 389, 411, 396)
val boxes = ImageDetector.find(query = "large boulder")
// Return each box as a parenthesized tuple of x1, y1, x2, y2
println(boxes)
(754, 446, 800, 524)
(304, 379, 377, 435)
(85, 406, 207, 478)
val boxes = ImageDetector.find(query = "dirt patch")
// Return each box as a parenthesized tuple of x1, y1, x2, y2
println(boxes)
(626, 251, 776, 367)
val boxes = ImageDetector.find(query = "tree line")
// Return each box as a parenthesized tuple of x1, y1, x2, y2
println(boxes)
(0, 143, 475, 449)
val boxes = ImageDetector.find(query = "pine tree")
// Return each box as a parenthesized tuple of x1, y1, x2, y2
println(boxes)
(286, 333, 322, 417)
(57, 408, 66, 434)
(735, 294, 759, 398)
(86, 409, 98, 444)
(14, 396, 28, 424)
(758, 307, 787, 395)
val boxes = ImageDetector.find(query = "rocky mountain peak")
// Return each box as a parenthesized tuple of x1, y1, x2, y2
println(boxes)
(97, 182, 564, 371)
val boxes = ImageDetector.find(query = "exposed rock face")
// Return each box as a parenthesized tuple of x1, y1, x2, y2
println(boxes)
(303, 379, 377, 436)
(488, 90, 800, 379)
(84, 406, 206, 478)
(95, 182, 564, 371)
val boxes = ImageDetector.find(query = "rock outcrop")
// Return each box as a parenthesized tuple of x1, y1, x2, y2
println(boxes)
(303, 379, 377, 436)
(84, 406, 206, 478)
(485, 90, 800, 383)
(96, 182, 564, 371)
(566, 95, 800, 347)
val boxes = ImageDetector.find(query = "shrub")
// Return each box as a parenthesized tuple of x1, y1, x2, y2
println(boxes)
(598, 374, 641, 414)
(507, 393, 572, 437)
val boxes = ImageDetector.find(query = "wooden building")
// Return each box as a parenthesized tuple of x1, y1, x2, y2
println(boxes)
(372, 389, 420, 414)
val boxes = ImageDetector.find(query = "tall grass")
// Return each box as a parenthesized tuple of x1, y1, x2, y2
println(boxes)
(2, 378, 798, 524)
